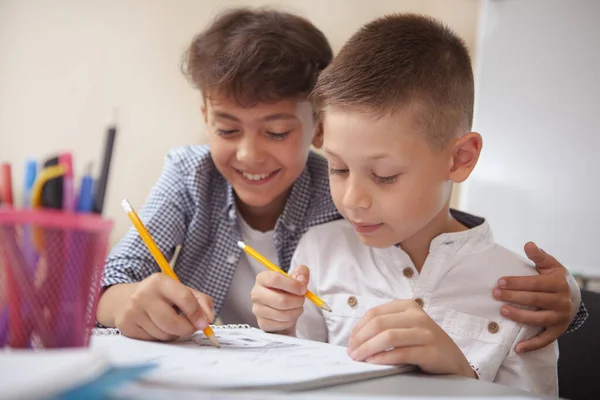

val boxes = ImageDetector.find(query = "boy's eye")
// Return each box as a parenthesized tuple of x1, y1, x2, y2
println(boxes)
(374, 174, 400, 184)
(217, 129, 239, 136)
(266, 130, 292, 140)
(329, 167, 349, 176)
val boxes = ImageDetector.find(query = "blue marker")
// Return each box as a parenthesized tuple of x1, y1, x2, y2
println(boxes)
(23, 160, 38, 208)
(76, 163, 94, 213)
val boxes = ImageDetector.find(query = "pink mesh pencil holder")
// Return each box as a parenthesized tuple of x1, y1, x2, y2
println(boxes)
(0, 209, 113, 348)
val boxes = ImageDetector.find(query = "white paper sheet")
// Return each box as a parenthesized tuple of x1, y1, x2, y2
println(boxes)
(91, 326, 411, 390)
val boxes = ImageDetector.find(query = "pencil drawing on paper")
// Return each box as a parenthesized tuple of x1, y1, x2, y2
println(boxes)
(191, 330, 299, 349)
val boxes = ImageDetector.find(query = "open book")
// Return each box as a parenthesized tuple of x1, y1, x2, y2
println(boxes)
(91, 324, 412, 391)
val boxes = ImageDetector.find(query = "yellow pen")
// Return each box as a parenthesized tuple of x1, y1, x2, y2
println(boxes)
(237, 241, 332, 312)
(121, 199, 220, 347)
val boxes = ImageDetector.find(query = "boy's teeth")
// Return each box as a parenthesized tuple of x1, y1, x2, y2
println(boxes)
(242, 171, 271, 181)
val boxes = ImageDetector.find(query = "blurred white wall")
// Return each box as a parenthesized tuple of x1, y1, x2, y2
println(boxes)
(462, 0, 599, 276)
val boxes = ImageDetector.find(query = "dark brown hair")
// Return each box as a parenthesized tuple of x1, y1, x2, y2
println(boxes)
(312, 13, 474, 147)
(182, 7, 332, 107)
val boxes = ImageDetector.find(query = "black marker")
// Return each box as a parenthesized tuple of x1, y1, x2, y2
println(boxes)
(93, 124, 117, 214)
(42, 156, 63, 209)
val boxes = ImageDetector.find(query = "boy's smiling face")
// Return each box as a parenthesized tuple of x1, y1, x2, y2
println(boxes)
(322, 105, 475, 248)
(203, 93, 322, 223)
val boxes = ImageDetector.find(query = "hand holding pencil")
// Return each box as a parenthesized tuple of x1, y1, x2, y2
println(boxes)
(244, 241, 331, 336)
(118, 199, 219, 347)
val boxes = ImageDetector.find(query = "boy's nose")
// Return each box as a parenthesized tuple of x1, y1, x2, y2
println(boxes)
(342, 179, 371, 210)
(236, 136, 267, 164)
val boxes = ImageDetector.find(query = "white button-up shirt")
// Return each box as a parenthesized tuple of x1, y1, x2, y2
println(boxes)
(291, 219, 558, 396)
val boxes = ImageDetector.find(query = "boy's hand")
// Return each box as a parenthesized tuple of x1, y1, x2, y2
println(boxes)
(492, 242, 573, 352)
(251, 266, 309, 335)
(112, 273, 214, 341)
(347, 300, 476, 379)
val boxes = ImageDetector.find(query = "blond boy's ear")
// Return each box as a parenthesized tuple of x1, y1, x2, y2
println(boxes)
(311, 121, 324, 149)
(448, 132, 483, 183)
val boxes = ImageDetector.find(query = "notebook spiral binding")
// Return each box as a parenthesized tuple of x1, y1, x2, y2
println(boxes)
(92, 324, 251, 336)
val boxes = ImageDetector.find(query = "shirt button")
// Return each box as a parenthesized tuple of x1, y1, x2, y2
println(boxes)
(403, 267, 414, 278)
(414, 298, 424, 308)
(288, 224, 296, 232)
(347, 296, 358, 307)
(226, 254, 237, 264)
(228, 209, 236, 219)
(488, 321, 499, 334)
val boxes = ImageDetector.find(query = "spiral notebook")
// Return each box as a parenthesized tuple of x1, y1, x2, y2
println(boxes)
(90, 324, 412, 391)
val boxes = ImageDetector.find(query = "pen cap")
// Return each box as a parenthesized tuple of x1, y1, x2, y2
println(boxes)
(59, 153, 73, 179)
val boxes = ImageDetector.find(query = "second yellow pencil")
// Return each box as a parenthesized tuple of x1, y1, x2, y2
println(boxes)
(237, 241, 332, 312)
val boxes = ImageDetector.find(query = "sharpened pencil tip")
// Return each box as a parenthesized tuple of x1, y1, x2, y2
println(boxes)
(208, 334, 220, 348)
(321, 303, 332, 312)
(237, 241, 246, 249)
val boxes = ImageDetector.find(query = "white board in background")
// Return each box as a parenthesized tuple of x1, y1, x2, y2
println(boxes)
(461, 0, 600, 277)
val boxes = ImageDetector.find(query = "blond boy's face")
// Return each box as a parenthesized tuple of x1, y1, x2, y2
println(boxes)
(323, 106, 455, 248)
(203, 93, 321, 213)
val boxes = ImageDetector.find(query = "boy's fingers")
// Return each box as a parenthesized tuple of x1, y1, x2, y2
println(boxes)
(259, 319, 298, 333)
(499, 305, 565, 327)
(496, 274, 565, 293)
(515, 327, 561, 353)
(162, 284, 210, 330)
(257, 271, 307, 296)
(148, 300, 196, 337)
(350, 328, 422, 362)
(190, 289, 215, 322)
(252, 302, 303, 323)
(349, 315, 412, 352)
(523, 241, 545, 264)
(364, 346, 421, 366)
(492, 289, 565, 310)
(351, 300, 417, 338)
(251, 283, 305, 311)
(291, 265, 310, 285)
(138, 312, 178, 342)
(129, 324, 155, 341)
(523, 241, 561, 272)
(117, 320, 154, 341)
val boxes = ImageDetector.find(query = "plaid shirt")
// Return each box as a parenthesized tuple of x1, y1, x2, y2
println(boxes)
(102, 144, 587, 331)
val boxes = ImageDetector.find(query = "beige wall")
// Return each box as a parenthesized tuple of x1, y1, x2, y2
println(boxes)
(0, 0, 480, 244)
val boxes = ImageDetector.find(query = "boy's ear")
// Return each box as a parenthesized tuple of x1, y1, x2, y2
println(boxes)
(201, 103, 208, 124)
(448, 132, 483, 183)
(311, 121, 324, 149)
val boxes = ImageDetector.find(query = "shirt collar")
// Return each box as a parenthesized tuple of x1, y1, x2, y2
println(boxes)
(382, 210, 493, 261)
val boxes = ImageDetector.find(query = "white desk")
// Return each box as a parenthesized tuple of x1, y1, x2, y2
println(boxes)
(112, 372, 548, 399)
(319, 372, 547, 398)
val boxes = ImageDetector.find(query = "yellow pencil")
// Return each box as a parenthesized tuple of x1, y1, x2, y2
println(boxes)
(121, 199, 220, 347)
(237, 241, 332, 312)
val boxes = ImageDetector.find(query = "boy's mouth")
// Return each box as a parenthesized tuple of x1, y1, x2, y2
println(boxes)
(236, 169, 281, 184)
(350, 220, 383, 234)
